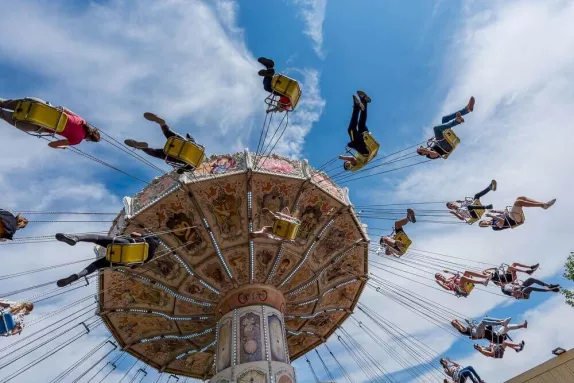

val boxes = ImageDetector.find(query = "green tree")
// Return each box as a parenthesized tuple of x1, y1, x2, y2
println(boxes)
(563, 252, 574, 308)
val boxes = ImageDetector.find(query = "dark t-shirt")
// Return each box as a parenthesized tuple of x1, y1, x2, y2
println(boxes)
(136, 236, 160, 262)
(491, 270, 514, 284)
(0, 210, 18, 240)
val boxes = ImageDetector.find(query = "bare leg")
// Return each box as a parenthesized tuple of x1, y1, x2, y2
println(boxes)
(250, 226, 274, 239)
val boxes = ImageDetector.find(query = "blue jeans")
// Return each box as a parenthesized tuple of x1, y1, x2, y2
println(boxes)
(459, 366, 482, 383)
(433, 106, 469, 152)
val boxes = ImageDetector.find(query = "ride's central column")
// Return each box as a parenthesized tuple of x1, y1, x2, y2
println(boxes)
(211, 284, 296, 383)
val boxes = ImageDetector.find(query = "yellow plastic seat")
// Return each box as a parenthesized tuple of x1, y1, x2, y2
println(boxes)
(440, 128, 460, 159)
(105, 242, 149, 266)
(271, 74, 302, 110)
(465, 199, 486, 225)
(348, 132, 380, 172)
(163, 137, 205, 170)
(271, 217, 301, 241)
(460, 281, 475, 295)
(393, 231, 412, 257)
(13, 100, 68, 134)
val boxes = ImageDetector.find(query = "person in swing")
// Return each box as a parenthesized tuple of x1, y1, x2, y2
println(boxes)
(339, 91, 373, 171)
(0, 300, 34, 336)
(447, 180, 497, 223)
(501, 278, 560, 300)
(54, 231, 161, 287)
(379, 209, 416, 256)
(474, 340, 525, 359)
(0, 97, 100, 148)
(0, 209, 29, 241)
(482, 262, 539, 286)
(250, 207, 297, 241)
(435, 269, 491, 297)
(257, 57, 293, 114)
(478, 196, 556, 230)
(440, 358, 485, 383)
(416, 97, 474, 159)
(451, 316, 527, 341)
(124, 112, 198, 172)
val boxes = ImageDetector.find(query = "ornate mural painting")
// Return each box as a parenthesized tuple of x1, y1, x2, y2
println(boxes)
(268, 314, 287, 362)
(239, 312, 262, 364)
(216, 319, 232, 372)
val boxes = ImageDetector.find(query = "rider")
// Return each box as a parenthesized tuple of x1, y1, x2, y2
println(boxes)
(479, 196, 556, 230)
(251, 207, 296, 240)
(0, 209, 29, 241)
(416, 97, 474, 159)
(447, 180, 496, 223)
(0, 300, 34, 336)
(435, 270, 491, 297)
(257, 57, 293, 114)
(338, 91, 373, 171)
(483, 262, 539, 286)
(54, 232, 161, 287)
(451, 317, 527, 342)
(474, 340, 525, 359)
(501, 278, 560, 300)
(124, 112, 197, 172)
(440, 358, 485, 383)
(379, 209, 416, 256)
(0, 97, 100, 148)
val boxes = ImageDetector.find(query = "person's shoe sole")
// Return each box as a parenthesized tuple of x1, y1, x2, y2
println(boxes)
(468, 96, 475, 112)
(57, 276, 77, 287)
(143, 112, 166, 126)
(357, 90, 371, 103)
(543, 199, 556, 210)
(55, 233, 77, 246)
(124, 139, 148, 149)
(258, 69, 275, 77)
(407, 208, 416, 223)
(257, 57, 275, 68)
(491, 179, 497, 191)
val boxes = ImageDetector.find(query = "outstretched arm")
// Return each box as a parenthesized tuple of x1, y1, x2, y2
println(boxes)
(474, 344, 494, 357)
(338, 155, 355, 162)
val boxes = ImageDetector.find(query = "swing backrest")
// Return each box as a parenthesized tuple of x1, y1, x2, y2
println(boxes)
(271, 74, 302, 109)
(105, 242, 149, 266)
(465, 199, 486, 224)
(461, 281, 475, 295)
(272, 217, 301, 241)
(163, 137, 205, 170)
(393, 231, 412, 257)
(0, 312, 15, 335)
(347, 153, 368, 172)
(13, 101, 68, 133)
(440, 128, 460, 159)
(363, 132, 380, 161)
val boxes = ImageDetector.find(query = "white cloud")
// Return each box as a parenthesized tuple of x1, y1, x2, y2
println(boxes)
(292, 0, 328, 58)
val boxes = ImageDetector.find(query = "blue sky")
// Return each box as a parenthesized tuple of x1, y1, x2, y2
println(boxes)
(0, 0, 573, 382)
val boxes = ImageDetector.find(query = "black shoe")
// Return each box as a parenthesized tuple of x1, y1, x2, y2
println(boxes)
(124, 139, 149, 149)
(549, 284, 560, 289)
(517, 341, 525, 352)
(526, 263, 539, 274)
(185, 133, 196, 143)
(258, 69, 275, 77)
(57, 274, 79, 287)
(257, 57, 275, 69)
(407, 208, 416, 223)
(55, 233, 78, 246)
(490, 179, 497, 191)
(357, 90, 371, 104)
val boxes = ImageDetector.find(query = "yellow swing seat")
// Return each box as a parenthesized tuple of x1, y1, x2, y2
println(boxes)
(105, 242, 149, 266)
(270, 74, 302, 110)
(163, 136, 205, 170)
(440, 128, 460, 159)
(393, 231, 412, 257)
(504, 206, 525, 229)
(348, 132, 380, 172)
(271, 217, 301, 241)
(460, 281, 475, 295)
(13, 100, 68, 134)
(465, 199, 486, 225)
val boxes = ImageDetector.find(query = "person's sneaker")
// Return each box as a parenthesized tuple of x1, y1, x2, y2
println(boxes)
(57, 274, 79, 287)
(543, 198, 556, 210)
(485, 204, 494, 210)
(518, 341, 525, 352)
(353, 95, 365, 111)
(549, 283, 560, 289)
(407, 208, 416, 223)
(258, 69, 275, 77)
(257, 57, 275, 69)
(467, 96, 475, 112)
(490, 179, 497, 191)
(357, 90, 371, 104)
(551, 286, 560, 292)
(523, 320, 528, 329)
(124, 139, 149, 149)
(143, 112, 166, 126)
(526, 263, 539, 275)
(185, 133, 196, 143)
(455, 112, 465, 124)
(55, 233, 79, 246)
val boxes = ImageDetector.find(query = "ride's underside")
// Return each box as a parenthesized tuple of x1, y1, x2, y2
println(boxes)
(97, 150, 369, 379)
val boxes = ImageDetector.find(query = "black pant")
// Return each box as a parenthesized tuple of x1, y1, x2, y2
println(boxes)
(521, 278, 551, 296)
(467, 183, 494, 212)
(142, 124, 188, 167)
(347, 104, 369, 155)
